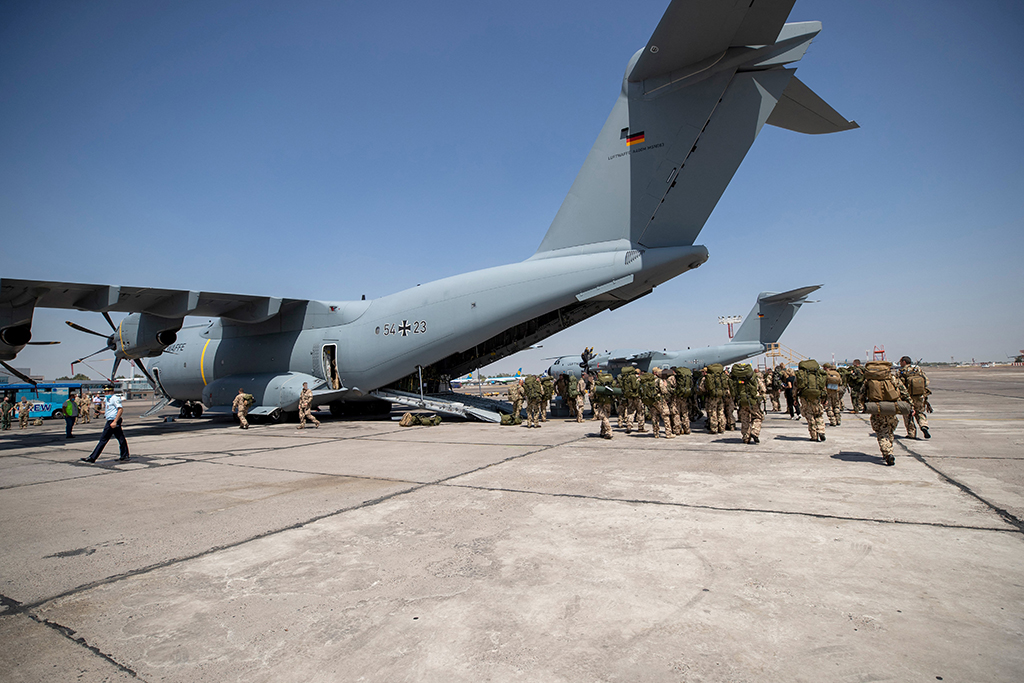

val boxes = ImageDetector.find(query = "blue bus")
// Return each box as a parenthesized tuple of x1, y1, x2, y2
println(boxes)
(1, 383, 86, 420)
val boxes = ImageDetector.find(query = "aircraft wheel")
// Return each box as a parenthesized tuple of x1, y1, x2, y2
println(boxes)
(180, 404, 192, 419)
(191, 404, 203, 418)
(329, 401, 346, 417)
(267, 408, 283, 423)
(52, 409, 63, 419)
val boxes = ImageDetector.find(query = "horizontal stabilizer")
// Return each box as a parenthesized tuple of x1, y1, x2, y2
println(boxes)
(766, 76, 858, 134)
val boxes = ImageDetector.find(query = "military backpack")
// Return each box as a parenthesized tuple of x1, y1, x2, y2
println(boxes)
(903, 368, 927, 397)
(795, 360, 826, 402)
(673, 367, 693, 398)
(704, 365, 728, 399)
(565, 376, 579, 399)
(825, 368, 843, 391)
(730, 364, 759, 409)
(864, 361, 901, 402)
(524, 375, 543, 401)
(639, 373, 660, 405)
(620, 367, 640, 399)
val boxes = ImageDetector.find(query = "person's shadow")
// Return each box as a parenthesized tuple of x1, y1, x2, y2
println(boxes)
(831, 451, 887, 466)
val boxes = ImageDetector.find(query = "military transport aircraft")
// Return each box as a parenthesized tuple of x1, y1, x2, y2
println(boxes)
(0, 0, 856, 421)
(546, 285, 820, 379)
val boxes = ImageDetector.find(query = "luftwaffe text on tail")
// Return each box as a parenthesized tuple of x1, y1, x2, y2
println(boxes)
(0, 1, 856, 421)
(547, 285, 821, 379)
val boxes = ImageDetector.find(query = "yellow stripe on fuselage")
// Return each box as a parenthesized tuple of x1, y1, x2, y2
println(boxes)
(200, 339, 211, 386)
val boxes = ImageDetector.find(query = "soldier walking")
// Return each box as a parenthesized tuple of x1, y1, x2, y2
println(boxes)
(77, 392, 92, 424)
(769, 365, 785, 412)
(507, 378, 524, 425)
(647, 369, 674, 438)
(700, 364, 729, 434)
(847, 359, 866, 413)
(669, 367, 693, 435)
(524, 375, 544, 427)
(592, 371, 616, 439)
(822, 363, 844, 426)
(731, 363, 765, 444)
(722, 367, 736, 432)
(232, 388, 251, 429)
(619, 367, 643, 433)
(898, 356, 932, 439)
(860, 361, 911, 465)
(541, 375, 554, 422)
(1, 396, 13, 430)
(18, 397, 31, 429)
(297, 382, 320, 429)
(795, 359, 827, 442)
(573, 374, 586, 423)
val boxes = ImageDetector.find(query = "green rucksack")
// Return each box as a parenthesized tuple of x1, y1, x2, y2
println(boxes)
(730, 363, 754, 380)
(796, 360, 825, 401)
(620, 367, 640, 399)
(704, 365, 727, 399)
(524, 375, 543, 401)
(639, 373, 660, 405)
(566, 376, 579, 399)
(673, 367, 693, 398)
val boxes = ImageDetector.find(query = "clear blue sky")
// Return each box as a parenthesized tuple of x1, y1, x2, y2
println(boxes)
(3, 0, 1022, 379)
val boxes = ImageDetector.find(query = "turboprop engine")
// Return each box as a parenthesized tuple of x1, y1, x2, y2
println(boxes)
(114, 312, 182, 359)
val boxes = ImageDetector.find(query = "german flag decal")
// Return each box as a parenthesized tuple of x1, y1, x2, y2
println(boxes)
(626, 131, 645, 146)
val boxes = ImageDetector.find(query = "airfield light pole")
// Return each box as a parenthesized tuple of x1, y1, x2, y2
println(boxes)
(719, 315, 742, 340)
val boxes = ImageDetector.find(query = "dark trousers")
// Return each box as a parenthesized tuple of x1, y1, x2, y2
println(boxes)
(89, 420, 129, 459)
(65, 415, 76, 437)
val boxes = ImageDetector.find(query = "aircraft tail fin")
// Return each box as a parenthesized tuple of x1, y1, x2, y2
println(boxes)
(533, 2, 855, 258)
(731, 285, 821, 345)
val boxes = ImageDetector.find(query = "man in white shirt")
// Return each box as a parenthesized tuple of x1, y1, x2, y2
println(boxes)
(81, 385, 130, 463)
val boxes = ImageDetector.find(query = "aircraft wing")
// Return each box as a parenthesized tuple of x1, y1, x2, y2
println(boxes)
(1, 278, 302, 323)
(628, 0, 797, 82)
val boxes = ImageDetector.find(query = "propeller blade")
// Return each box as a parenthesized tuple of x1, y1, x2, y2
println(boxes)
(102, 312, 117, 332)
(72, 347, 108, 364)
(0, 360, 36, 386)
(132, 358, 159, 392)
(65, 321, 110, 339)
(109, 358, 122, 382)
(27, 340, 61, 345)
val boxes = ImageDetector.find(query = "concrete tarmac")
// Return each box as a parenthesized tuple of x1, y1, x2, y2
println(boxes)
(1, 367, 1022, 682)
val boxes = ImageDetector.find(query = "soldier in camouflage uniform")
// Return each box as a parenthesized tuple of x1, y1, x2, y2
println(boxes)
(1, 397, 12, 431)
(524, 375, 544, 428)
(731, 364, 765, 444)
(699, 364, 729, 434)
(77, 393, 91, 424)
(722, 366, 736, 431)
(769, 366, 784, 411)
(795, 360, 828, 442)
(846, 359, 865, 413)
(297, 381, 320, 429)
(859, 364, 911, 465)
(619, 366, 643, 433)
(669, 367, 693, 435)
(232, 388, 251, 429)
(573, 374, 586, 423)
(647, 368, 674, 439)
(822, 363, 844, 426)
(18, 397, 31, 429)
(507, 379, 524, 425)
(592, 371, 616, 439)
(541, 375, 554, 422)
(898, 356, 931, 439)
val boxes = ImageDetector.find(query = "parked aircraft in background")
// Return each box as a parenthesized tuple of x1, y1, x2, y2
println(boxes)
(547, 285, 820, 378)
(0, 1, 855, 420)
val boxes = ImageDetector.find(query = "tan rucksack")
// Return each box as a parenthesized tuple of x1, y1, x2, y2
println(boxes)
(864, 361, 900, 402)
(904, 368, 927, 397)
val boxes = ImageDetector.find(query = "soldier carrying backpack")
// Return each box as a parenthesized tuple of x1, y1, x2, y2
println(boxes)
(795, 359, 828, 442)
(859, 361, 912, 465)
(730, 363, 764, 444)
(898, 356, 931, 440)
(619, 366, 644, 433)
(701, 364, 730, 434)
(671, 367, 694, 435)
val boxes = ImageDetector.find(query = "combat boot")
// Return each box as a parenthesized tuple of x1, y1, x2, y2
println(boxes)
(922, 427, 930, 439)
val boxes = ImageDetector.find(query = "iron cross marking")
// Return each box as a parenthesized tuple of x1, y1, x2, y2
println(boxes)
(398, 320, 411, 336)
